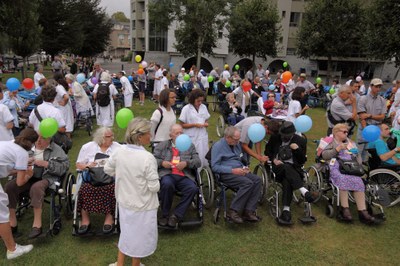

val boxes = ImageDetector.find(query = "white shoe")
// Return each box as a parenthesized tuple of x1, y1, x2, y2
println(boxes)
(109, 262, 144, 266)
(6, 243, 33, 260)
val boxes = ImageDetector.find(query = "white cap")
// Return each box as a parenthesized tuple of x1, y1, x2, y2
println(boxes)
(355, 76, 362, 82)
(181, 67, 185, 71)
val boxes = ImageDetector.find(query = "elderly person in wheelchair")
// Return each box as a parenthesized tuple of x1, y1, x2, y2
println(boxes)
(265, 121, 316, 225)
(322, 123, 381, 225)
(75, 127, 120, 235)
(211, 126, 262, 224)
(5, 134, 69, 239)
(154, 124, 201, 228)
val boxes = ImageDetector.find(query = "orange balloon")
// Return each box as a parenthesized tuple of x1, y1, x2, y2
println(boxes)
(137, 68, 144, 75)
(242, 81, 252, 92)
(281, 71, 292, 83)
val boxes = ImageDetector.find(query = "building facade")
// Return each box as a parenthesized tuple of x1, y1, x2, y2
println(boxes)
(130, 0, 397, 81)
(106, 20, 131, 58)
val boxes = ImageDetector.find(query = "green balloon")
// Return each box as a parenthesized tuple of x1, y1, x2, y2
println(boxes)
(283, 61, 288, 68)
(184, 74, 190, 81)
(207, 75, 213, 83)
(39, 118, 59, 138)
(116, 108, 134, 129)
(234, 64, 239, 70)
(225, 80, 232, 88)
(316, 77, 322, 84)
(329, 88, 335, 95)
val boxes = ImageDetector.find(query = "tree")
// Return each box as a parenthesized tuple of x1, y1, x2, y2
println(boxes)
(0, 0, 42, 79)
(111, 11, 129, 23)
(296, 0, 364, 84)
(149, 0, 230, 68)
(228, 0, 280, 71)
(365, 0, 400, 79)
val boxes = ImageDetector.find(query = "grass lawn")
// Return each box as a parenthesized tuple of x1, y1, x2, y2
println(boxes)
(1, 87, 399, 265)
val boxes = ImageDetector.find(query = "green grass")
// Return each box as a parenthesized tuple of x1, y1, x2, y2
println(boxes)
(1, 97, 400, 266)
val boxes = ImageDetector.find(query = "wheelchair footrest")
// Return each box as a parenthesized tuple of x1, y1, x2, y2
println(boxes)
(298, 216, 317, 224)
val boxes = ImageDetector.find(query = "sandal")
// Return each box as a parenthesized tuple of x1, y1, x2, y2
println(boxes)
(78, 224, 91, 235)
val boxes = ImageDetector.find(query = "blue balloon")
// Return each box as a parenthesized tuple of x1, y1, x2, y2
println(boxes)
(176, 134, 192, 152)
(248, 123, 266, 143)
(362, 125, 381, 142)
(268, 84, 275, 91)
(128, 76, 133, 82)
(76, 73, 86, 84)
(6, 78, 20, 92)
(294, 115, 312, 133)
(169, 62, 174, 68)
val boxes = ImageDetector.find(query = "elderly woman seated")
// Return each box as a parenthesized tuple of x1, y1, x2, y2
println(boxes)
(5, 134, 69, 238)
(321, 123, 381, 225)
(220, 93, 244, 125)
(153, 124, 201, 228)
(75, 127, 121, 234)
(368, 123, 400, 165)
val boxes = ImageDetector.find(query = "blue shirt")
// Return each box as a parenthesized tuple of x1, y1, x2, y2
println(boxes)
(211, 138, 245, 174)
(369, 139, 396, 165)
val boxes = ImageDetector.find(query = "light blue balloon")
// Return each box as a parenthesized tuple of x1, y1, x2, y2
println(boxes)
(268, 84, 275, 91)
(362, 125, 380, 142)
(176, 134, 192, 152)
(128, 76, 133, 82)
(169, 62, 174, 67)
(248, 123, 266, 143)
(294, 115, 312, 133)
(76, 73, 86, 84)
(6, 78, 20, 92)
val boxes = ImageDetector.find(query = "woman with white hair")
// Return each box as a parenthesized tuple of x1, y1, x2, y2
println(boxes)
(53, 73, 75, 137)
(65, 74, 93, 117)
(34, 64, 45, 89)
(93, 72, 118, 127)
(76, 127, 120, 234)
(105, 118, 159, 266)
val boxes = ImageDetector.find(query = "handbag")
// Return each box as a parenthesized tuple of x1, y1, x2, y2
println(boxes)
(337, 157, 365, 176)
(278, 145, 293, 161)
(82, 153, 114, 186)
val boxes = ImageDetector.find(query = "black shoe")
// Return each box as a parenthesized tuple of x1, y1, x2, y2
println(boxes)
(358, 210, 383, 225)
(11, 226, 23, 238)
(28, 227, 42, 239)
(103, 224, 114, 234)
(227, 209, 244, 224)
(337, 207, 353, 223)
(78, 224, 91, 235)
(168, 214, 179, 228)
(277, 210, 292, 225)
(304, 191, 317, 203)
(242, 210, 261, 222)
(158, 217, 168, 227)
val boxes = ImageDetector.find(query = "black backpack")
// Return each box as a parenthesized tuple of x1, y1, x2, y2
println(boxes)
(97, 83, 111, 107)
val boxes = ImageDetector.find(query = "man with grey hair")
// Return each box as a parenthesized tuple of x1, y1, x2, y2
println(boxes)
(154, 124, 201, 228)
(326, 85, 357, 136)
(92, 62, 104, 81)
(34, 65, 45, 89)
(211, 126, 262, 224)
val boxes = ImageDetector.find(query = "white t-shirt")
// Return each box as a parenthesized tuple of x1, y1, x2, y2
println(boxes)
(179, 104, 210, 138)
(29, 102, 66, 132)
(221, 70, 231, 80)
(154, 69, 163, 93)
(0, 104, 14, 141)
(161, 76, 169, 91)
(150, 106, 177, 142)
(287, 100, 301, 122)
(76, 141, 121, 164)
(0, 141, 29, 178)
(120, 76, 133, 95)
(34, 72, 45, 88)
(200, 76, 209, 89)
(235, 116, 264, 144)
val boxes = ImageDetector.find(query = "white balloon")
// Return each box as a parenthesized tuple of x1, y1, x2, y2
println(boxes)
(141, 61, 148, 68)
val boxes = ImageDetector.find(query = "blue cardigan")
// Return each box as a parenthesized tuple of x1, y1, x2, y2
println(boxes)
(211, 138, 245, 174)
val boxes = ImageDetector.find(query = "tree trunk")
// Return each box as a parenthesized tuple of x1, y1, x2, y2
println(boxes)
(326, 55, 332, 85)
(395, 65, 400, 80)
(196, 36, 204, 70)
(252, 53, 256, 75)
(21, 57, 26, 80)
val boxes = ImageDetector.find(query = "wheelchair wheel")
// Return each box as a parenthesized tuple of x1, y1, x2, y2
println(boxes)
(51, 218, 62, 236)
(325, 204, 334, 218)
(369, 168, 400, 207)
(253, 164, 268, 205)
(267, 179, 282, 218)
(86, 117, 92, 136)
(216, 115, 225, 138)
(63, 173, 76, 219)
(305, 165, 322, 203)
(198, 166, 215, 209)
(213, 208, 220, 224)
(212, 94, 218, 112)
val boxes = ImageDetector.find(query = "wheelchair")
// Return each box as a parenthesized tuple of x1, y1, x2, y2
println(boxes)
(70, 170, 119, 236)
(305, 143, 388, 220)
(158, 169, 211, 230)
(265, 162, 317, 225)
(74, 108, 93, 136)
(15, 172, 75, 237)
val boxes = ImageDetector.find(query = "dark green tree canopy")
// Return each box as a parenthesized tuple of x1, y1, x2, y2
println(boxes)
(365, 0, 400, 67)
(111, 11, 129, 23)
(228, 0, 280, 60)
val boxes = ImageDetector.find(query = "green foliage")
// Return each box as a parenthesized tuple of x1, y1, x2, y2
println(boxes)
(296, 0, 364, 59)
(111, 11, 129, 23)
(0, 0, 42, 58)
(229, 0, 280, 60)
(365, 0, 400, 67)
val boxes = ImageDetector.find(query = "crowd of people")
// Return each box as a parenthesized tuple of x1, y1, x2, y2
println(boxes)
(0, 58, 398, 264)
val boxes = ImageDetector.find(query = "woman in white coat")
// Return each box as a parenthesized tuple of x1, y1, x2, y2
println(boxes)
(65, 74, 93, 117)
(93, 72, 118, 127)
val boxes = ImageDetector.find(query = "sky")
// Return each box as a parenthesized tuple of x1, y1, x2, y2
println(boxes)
(100, 0, 130, 17)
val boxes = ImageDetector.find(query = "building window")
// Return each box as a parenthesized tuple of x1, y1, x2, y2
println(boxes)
(218, 31, 223, 39)
(132, 20, 136, 30)
(279, 37, 283, 44)
(289, 12, 301, 27)
(132, 39, 136, 50)
(149, 22, 167, 51)
(282, 11, 286, 18)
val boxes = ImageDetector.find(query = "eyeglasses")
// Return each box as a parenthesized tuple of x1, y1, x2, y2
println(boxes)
(230, 136, 240, 141)
(268, 95, 275, 98)
(104, 135, 114, 138)
(339, 130, 348, 134)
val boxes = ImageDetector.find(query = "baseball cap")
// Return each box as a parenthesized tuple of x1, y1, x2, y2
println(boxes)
(300, 73, 306, 78)
(370, 78, 383, 86)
